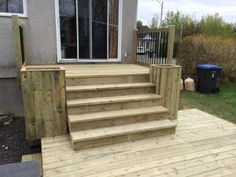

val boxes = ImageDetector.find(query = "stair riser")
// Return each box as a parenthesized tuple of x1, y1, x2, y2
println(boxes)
(72, 127, 176, 150)
(66, 74, 149, 86)
(67, 87, 155, 100)
(68, 99, 161, 114)
(70, 113, 169, 131)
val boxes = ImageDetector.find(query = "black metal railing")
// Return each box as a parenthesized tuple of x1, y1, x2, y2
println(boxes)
(134, 26, 175, 65)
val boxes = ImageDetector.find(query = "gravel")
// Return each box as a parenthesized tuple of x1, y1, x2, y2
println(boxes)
(0, 117, 41, 165)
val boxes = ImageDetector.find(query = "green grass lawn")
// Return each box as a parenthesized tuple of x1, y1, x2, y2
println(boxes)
(180, 83, 236, 124)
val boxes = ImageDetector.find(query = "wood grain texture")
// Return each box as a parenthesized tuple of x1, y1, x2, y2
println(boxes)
(150, 64, 182, 120)
(12, 15, 24, 87)
(21, 67, 68, 140)
(167, 25, 176, 64)
(41, 109, 236, 177)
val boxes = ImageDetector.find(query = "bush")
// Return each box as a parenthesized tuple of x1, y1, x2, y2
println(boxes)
(177, 35, 236, 82)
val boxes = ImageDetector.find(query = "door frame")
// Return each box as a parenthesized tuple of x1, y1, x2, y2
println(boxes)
(54, 0, 123, 63)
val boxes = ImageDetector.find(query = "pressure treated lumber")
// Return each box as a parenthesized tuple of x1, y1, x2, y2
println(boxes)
(167, 25, 176, 64)
(67, 94, 161, 114)
(41, 109, 236, 177)
(150, 64, 182, 119)
(71, 119, 176, 150)
(69, 106, 169, 131)
(66, 73, 149, 86)
(66, 83, 155, 99)
(67, 82, 155, 92)
(68, 94, 161, 107)
(21, 66, 68, 140)
(69, 106, 168, 123)
(12, 15, 24, 87)
(63, 64, 150, 77)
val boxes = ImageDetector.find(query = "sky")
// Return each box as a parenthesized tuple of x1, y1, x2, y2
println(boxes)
(138, 0, 236, 25)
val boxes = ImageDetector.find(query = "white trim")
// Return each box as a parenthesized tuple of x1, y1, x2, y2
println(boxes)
(118, 0, 123, 62)
(0, 0, 28, 17)
(75, 0, 79, 60)
(55, 0, 123, 63)
(55, 0, 61, 63)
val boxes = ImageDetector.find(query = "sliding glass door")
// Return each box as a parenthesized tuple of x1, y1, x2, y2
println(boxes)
(58, 0, 120, 61)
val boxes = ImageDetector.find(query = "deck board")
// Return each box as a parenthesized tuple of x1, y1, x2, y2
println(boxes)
(42, 109, 236, 177)
(62, 64, 149, 77)
(23, 64, 149, 77)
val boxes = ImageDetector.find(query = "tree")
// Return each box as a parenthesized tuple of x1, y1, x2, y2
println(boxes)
(198, 13, 234, 37)
(150, 14, 159, 29)
(136, 20, 143, 30)
(162, 11, 182, 29)
(181, 15, 198, 38)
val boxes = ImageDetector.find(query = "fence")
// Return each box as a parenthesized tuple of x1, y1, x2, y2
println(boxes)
(134, 25, 175, 65)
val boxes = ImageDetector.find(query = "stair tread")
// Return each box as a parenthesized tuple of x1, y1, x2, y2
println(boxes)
(66, 82, 155, 92)
(69, 106, 168, 123)
(71, 119, 176, 142)
(66, 72, 149, 78)
(67, 94, 161, 107)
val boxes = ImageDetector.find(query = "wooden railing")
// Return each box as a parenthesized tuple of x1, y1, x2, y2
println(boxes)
(12, 15, 25, 87)
(133, 25, 175, 65)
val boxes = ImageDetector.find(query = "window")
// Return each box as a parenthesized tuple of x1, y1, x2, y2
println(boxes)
(56, 0, 121, 61)
(0, 0, 27, 17)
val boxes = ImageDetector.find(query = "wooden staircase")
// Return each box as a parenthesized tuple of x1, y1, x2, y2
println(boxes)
(66, 72, 177, 150)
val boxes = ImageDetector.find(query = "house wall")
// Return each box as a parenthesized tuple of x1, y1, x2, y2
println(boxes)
(0, 78, 24, 117)
(0, 0, 57, 116)
(0, 0, 137, 67)
(0, 0, 138, 115)
(121, 0, 138, 63)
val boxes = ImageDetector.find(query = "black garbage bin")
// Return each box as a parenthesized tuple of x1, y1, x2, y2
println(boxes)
(196, 64, 223, 93)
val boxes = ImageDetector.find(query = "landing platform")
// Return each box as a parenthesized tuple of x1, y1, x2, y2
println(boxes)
(23, 64, 149, 77)
(42, 109, 236, 177)
(62, 64, 149, 77)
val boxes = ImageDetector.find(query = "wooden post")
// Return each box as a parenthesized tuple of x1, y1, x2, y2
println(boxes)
(12, 15, 23, 87)
(150, 64, 182, 120)
(21, 66, 68, 140)
(166, 25, 175, 64)
(132, 30, 138, 63)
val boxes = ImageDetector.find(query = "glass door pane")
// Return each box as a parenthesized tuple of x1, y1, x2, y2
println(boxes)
(78, 0, 90, 59)
(92, 0, 108, 59)
(109, 0, 119, 58)
(59, 0, 77, 58)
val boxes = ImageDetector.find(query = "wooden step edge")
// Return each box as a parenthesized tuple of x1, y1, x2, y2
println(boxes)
(66, 83, 155, 92)
(68, 106, 168, 124)
(66, 72, 149, 79)
(71, 120, 177, 143)
(67, 94, 162, 107)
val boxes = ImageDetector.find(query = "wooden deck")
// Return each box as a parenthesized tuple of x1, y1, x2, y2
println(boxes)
(42, 109, 236, 177)
(61, 64, 150, 77)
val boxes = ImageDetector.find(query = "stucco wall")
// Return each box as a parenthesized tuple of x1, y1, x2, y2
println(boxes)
(0, 0, 137, 72)
(0, 0, 138, 116)
(25, 0, 57, 65)
(0, 0, 57, 79)
(0, 79, 24, 117)
(121, 0, 138, 63)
